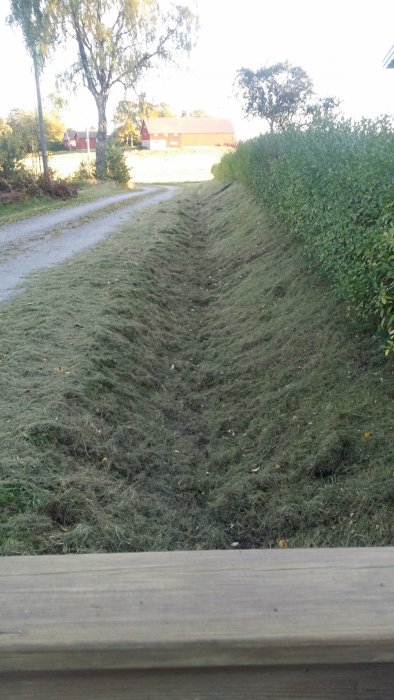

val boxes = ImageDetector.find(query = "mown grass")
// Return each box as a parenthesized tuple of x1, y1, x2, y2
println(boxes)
(198, 185, 393, 548)
(0, 181, 131, 226)
(0, 182, 393, 554)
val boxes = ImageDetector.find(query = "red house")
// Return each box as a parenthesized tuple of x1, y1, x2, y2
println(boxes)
(63, 129, 97, 151)
(140, 118, 235, 149)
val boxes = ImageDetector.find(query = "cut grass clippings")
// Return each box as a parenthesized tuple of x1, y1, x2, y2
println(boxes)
(0, 181, 393, 554)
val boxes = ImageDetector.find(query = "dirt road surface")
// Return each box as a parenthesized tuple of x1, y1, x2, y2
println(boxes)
(0, 186, 177, 302)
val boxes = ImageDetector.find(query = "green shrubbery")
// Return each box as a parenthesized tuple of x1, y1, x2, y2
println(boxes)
(72, 158, 96, 183)
(72, 140, 131, 185)
(46, 140, 65, 152)
(0, 133, 28, 186)
(104, 139, 131, 183)
(213, 118, 394, 354)
(0, 134, 76, 201)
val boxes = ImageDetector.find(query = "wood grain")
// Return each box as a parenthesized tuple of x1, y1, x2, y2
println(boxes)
(3, 665, 394, 700)
(0, 548, 393, 676)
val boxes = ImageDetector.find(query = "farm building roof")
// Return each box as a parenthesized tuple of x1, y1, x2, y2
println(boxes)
(143, 118, 234, 134)
(65, 129, 98, 138)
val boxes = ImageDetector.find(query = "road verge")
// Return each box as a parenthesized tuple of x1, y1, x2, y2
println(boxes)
(0, 182, 392, 554)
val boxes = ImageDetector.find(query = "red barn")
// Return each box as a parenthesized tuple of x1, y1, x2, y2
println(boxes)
(63, 130, 97, 150)
(140, 118, 235, 149)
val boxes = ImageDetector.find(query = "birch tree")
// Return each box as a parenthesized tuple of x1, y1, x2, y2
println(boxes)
(61, 0, 198, 178)
(9, 0, 57, 180)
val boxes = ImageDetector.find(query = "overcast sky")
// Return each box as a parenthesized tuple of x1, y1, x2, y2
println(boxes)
(1, 0, 394, 139)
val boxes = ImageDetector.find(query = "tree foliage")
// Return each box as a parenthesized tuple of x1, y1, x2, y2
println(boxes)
(188, 109, 212, 118)
(113, 96, 175, 145)
(8, 0, 58, 178)
(0, 125, 26, 183)
(305, 96, 342, 126)
(60, 0, 198, 177)
(0, 120, 12, 138)
(6, 109, 37, 154)
(6, 108, 65, 153)
(236, 61, 314, 132)
(9, 0, 57, 69)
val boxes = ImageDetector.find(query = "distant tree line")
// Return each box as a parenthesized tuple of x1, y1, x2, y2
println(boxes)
(2, 98, 66, 156)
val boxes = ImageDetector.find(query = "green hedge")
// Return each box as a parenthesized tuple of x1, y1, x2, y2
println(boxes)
(213, 119, 394, 354)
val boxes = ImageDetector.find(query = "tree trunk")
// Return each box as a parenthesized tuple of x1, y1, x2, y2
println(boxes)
(32, 48, 49, 181)
(95, 95, 108, 180)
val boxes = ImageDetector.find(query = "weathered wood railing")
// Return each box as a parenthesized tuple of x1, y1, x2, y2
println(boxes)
(1, 548, 394, 699)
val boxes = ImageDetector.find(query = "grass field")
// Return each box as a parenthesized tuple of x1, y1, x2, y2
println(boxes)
(24, 147, 228, 183)
(0, 181, 393, 554)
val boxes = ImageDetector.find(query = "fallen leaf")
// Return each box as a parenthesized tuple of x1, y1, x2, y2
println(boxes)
(274, 463, 282, 469)
(278, 539, 288, 549)
(363, 431, 373, 439)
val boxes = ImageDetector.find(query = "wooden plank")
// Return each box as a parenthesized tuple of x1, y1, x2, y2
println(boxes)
(3, 665, 394, 700)
(0, 548, 394, 673)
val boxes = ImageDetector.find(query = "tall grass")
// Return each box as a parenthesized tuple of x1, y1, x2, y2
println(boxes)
(213, 119, 394, 354)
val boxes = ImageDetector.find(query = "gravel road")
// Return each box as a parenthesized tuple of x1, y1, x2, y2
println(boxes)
(0, 185, 177, 302)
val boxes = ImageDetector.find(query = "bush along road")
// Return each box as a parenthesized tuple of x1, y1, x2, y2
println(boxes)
(0, 181, 393, 554)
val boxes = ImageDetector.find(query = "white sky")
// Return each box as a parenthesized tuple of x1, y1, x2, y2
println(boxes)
(1, 0, 394, 139)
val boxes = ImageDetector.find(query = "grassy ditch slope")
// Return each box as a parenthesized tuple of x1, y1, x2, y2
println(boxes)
(0, 182, 393, 554)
